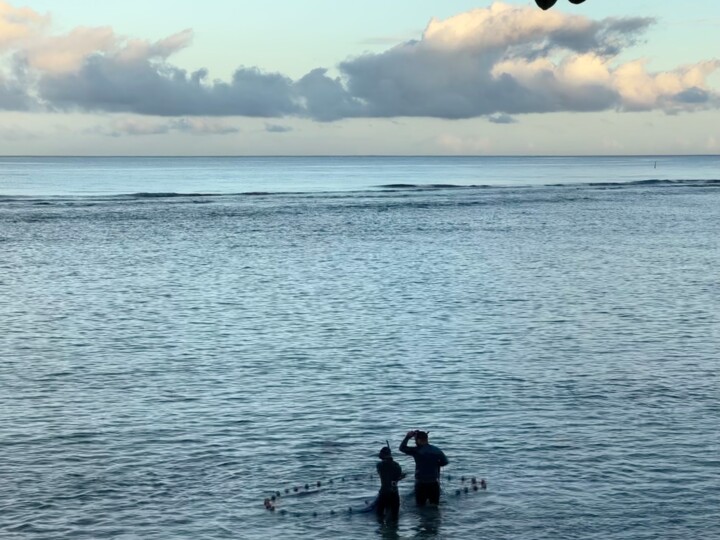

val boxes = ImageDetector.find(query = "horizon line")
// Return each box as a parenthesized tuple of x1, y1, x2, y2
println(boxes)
(0, 154, 718, 159)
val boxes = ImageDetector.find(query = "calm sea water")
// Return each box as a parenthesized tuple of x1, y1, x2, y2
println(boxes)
(1, 157, 719, 539)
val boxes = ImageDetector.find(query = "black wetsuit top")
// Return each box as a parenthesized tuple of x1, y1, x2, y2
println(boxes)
(376, 459, 403, 493)
(399, 436, 449, 483)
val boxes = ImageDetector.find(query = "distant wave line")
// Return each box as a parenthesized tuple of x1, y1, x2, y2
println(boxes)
(1, 178, 719, 204)
(378, 179, 720, 191)
(116, 192, 278, 199)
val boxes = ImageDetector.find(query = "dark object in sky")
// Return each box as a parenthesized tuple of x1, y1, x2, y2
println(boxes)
(535, 0, 587, 10)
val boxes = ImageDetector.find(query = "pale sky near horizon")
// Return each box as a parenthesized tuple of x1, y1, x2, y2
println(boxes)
(1, 0, 719, 155)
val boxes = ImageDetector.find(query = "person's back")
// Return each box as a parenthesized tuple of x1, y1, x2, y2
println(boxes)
(405, 443, 447, 482)
(399, 430, 448, 506)
(377, 457, 403, 492)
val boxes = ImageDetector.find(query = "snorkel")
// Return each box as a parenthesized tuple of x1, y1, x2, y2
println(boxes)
(378, 440, 392, 460)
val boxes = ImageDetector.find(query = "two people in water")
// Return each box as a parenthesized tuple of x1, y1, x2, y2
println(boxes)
(375, 430, 449, 521)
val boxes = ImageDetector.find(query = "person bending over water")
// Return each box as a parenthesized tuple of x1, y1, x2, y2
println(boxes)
(399, 430, 449, 506)
(375, 445, 404, 521)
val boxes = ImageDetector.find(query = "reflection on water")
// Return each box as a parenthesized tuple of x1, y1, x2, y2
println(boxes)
(377, 519, 401, 540)
(374, 503, 442, 539)
(412, 506, 442, 538)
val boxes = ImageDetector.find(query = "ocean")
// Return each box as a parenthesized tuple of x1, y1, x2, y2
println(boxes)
(1, 156, 719, 539)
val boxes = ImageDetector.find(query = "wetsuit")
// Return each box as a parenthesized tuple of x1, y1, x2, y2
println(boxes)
(399, 435, 449, 506)
(376, 458, 403, 520)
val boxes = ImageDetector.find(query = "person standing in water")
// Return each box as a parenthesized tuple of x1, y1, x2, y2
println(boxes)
(375, 445, 404, 521)
(399, 430, 449, 506)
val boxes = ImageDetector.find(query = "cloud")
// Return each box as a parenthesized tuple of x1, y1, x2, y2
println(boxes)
(333, 5, 672, 119)
(0, 75, 32, 109)
(265, 123, 293, 133)
(39, 57, 300, 117)
(92, 116, 240, 137)
(417, 4, 650, 56)
(294, 68, 363, 121)
(673, 87, 709, 104)
(1, 1, 719, 121)
(327, 3, 718, 119)
(488, 113, 517, 124)
(611, 59, 720, 112)
(0, 1, 48, 50)
(170, 117, 239, 134)
(21, 26, 118, 73)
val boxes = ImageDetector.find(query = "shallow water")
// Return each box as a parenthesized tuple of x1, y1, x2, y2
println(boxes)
(1, 158, 719, 539)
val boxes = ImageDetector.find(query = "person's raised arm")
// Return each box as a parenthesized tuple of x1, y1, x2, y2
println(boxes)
(399, 430, 417, 454)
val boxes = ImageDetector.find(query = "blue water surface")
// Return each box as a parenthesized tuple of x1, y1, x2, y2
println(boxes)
(1, 157, 719, 539)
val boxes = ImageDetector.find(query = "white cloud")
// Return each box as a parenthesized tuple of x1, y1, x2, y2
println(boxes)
(22, 26, 118, 73)
(1, 1, 192, 73)
(115, 29, 193, 64)
(0, 1, 48, 50)
(613, 60, 720, 111)
(422, 3, 588, 51)
(0, 1, 718, 121)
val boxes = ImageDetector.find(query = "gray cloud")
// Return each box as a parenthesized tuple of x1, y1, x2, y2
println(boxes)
(488, 113, 517, 124)
(265, 123, 293, 133)
(545, 16, 655, 56)
(334, 47, 618, 119)
(294, 68, 363, 121)
(4, 2, 719, 121)
(0, 75, 34, 110)
(40, 54, 300, 117)
(673, 87, 709, 104)
(339, 47, 510, 119)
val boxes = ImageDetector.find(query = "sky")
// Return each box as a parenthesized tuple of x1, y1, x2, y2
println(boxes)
(1, 0, 719, 155)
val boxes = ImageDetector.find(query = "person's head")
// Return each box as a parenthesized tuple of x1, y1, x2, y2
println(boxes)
(415, 431, 429, 446)
(379, 446, 393, 460)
